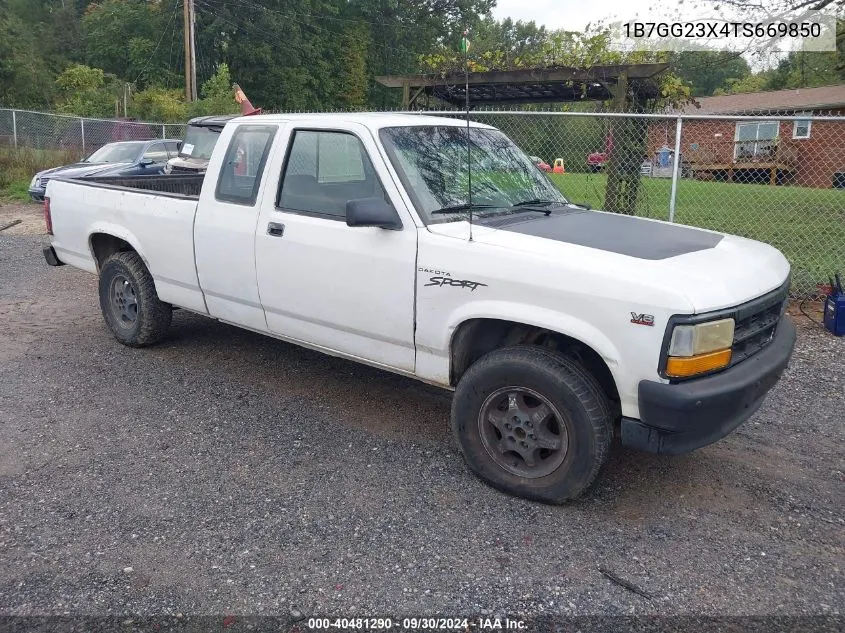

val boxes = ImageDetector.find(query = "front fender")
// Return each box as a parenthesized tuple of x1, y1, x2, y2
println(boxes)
(443, 299, 624, 378)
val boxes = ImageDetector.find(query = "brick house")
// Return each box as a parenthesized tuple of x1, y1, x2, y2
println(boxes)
(647, 85, 845, 188)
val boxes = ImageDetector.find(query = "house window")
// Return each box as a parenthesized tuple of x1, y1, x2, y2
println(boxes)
(793, 112, 812, 139)
(735, 121, 779, 160)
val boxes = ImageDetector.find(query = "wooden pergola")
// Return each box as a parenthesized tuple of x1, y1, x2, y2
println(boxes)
(375, 64, 669, 110)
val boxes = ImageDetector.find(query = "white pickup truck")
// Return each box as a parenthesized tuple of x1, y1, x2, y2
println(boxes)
(43, 113, 796, 503)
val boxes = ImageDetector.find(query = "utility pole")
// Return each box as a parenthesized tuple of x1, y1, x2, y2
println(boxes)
(183, 0, 198, 101)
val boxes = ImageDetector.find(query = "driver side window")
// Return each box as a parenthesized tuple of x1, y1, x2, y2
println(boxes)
(277, 130, 388, 219)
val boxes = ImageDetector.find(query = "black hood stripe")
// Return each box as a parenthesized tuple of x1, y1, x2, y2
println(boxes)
(496, 210, 723, 260)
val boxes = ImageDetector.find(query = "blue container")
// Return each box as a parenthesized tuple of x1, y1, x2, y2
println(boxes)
(823, 292, 845, 336)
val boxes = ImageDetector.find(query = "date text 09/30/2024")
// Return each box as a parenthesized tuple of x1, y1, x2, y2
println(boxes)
(306, 617, 527, 630)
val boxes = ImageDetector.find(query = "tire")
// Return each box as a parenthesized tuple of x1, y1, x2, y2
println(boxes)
(451, 345, 613, 504)
(98, 251, 172, 347)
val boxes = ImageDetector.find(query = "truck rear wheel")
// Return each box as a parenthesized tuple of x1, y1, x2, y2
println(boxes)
(451, 345, 612, 504)
(98, 251, 172, 347)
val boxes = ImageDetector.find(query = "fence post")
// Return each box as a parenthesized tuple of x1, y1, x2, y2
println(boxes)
(12, 110, 17, 148)
(80, 118, 86, 153)
(162, 124, 166, 139)
(668, 116, 683, 223)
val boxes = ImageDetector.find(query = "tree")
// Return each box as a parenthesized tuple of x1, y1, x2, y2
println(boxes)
(0, 9, 55, 108)
(54, 64, 122, 117)
(82, 0, 182, 89)
(714, 72, 772, 95)
(129, 87, 187, 122)
(668, 51, 752, 96)
(187, 63, 241, 117)
(335, 22, 371, 109)
(766, 50, 843, 88)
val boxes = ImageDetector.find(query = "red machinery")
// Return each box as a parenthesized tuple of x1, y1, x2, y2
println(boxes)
(587, 133, 613, 172)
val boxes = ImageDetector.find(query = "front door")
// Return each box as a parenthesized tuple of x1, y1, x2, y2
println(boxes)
(254, 124, 417, 372)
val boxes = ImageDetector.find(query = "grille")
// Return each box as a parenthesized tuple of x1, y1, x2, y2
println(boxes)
(730, 279, 789, 366)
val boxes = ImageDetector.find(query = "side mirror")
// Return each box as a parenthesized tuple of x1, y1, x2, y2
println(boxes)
(140, 157, 154, 167)
(346, 197, 402, 230)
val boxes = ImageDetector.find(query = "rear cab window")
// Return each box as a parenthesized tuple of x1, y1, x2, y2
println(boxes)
(215, 125, 278, 206)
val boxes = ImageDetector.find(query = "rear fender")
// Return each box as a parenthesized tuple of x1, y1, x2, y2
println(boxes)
(87, 222, 151, 273)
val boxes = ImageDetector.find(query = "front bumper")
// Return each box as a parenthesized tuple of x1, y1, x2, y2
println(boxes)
(28, 187, 45, 202)
(621, 317, 796, 455)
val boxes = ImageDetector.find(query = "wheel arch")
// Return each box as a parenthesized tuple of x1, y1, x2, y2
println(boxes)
(448, 309, 622, 407)
(88, 225, 149, 273)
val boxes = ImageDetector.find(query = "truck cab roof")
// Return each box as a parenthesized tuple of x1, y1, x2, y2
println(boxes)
(186, 114, 239, 130)
(223, 112, 495, 131)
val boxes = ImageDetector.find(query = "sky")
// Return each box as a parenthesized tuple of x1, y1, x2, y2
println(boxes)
(491, 0, 803, 69)
(492, 0, 647, 32)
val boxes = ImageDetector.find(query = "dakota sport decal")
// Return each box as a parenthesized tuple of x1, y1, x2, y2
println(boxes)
(425, 276, 487, 292)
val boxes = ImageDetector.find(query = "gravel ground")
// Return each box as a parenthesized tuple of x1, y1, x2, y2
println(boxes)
(0, 225, 843, 628)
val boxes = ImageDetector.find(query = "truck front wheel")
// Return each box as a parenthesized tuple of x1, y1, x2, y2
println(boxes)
(98, 251, 172, 347)
(452, 345, 612, 503)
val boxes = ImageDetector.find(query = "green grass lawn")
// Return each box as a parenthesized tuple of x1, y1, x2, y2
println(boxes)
(550, 172, 845, 295)
(0, 147, 81, 203)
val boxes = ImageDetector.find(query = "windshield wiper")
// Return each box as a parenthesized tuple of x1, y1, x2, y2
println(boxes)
(513, 198, 564, 206)
(430, 203, 501, 215)
(510, 199, 567, 216)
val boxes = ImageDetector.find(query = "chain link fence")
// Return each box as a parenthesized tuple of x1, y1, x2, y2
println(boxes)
(2, 107, 842, 297)
(0, 108, 186, 155)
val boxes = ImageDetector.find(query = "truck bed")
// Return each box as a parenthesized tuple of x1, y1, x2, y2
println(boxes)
(46, 176, 206, 314)
(81, 173, 205, 198)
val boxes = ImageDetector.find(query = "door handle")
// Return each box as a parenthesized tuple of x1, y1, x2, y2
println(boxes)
(267, 222, 285, 237)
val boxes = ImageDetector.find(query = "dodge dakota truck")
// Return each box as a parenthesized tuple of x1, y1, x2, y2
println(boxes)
(42, 113, 796, 503)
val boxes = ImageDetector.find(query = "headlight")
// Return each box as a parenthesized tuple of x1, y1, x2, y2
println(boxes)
(666, 318, 734, 378)
(30, 175, 40, 188)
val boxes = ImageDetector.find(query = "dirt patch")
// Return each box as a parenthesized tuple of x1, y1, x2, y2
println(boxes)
(0, 201, 44, 237)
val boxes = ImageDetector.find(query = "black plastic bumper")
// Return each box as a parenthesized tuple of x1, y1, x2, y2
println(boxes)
(43, 245, 64, 267)
(621, 317, 796, 455)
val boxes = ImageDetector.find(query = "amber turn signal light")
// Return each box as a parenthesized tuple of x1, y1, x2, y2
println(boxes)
(665, 348, 732, 378)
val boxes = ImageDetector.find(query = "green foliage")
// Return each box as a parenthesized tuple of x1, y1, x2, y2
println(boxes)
(129, 87, 187, 123)
(669, 51, 752, 97)
(335, 23, 371, 109)
(187, 64, 241, 117)
(714, 73, 772, 95)
(0, 10, 55, 108)
(82, 0, 181, 89)
(54, 64, 122, 117)
(0, 147, 81, 201)
(128, 65, 241, 121)
(5, 0, 842, 116)
(767, 51, 843, 90)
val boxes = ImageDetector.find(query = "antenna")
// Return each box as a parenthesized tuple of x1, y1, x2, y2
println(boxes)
(461, 28, 473, 242)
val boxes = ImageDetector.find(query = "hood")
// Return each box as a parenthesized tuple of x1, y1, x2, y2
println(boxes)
(38, 162, 131, 180)
(166, 156, 208, 173)
(428, 209, 790, 313)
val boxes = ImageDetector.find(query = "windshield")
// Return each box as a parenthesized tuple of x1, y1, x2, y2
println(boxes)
(85, 143, 143, 164)
(179, 125, 221, 160)
(379, 125, 567, 223)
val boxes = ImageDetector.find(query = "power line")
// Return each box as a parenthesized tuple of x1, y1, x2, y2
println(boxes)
(131, 0, 182, 86)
